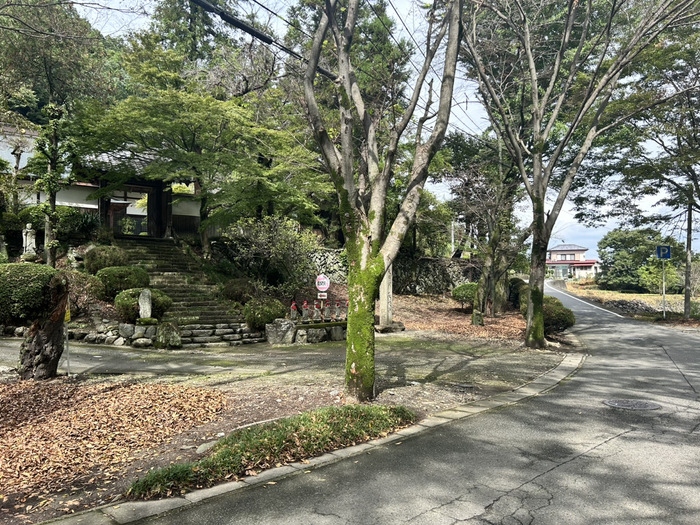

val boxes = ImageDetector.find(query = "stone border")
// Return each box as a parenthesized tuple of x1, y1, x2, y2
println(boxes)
(41, 352, 587, 525)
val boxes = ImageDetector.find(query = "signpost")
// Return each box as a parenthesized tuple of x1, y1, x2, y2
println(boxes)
(656, 246, 671, 319)
(316, 274, 330, 318)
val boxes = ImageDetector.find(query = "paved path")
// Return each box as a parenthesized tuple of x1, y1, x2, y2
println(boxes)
(38, 288, 700, 524)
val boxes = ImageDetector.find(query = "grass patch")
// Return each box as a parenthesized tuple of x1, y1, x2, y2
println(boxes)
(126, 404, 416, 500)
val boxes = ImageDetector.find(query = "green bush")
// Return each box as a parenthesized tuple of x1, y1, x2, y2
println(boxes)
(542, 296, 576, 334)
(217, 217, 320, 296)
(0, 211, 22, 235)
(96, 265, 150, 300)
(243, 297, 287, 331)
(452, 282, 478, 308)
(56, 207, 100, 242)
(114, 288, 173, 323)
(0, 263, 58, 324)
(17, 206, 45, 231)
(84, 245, 128, 274)
(222, 278, 256, 304)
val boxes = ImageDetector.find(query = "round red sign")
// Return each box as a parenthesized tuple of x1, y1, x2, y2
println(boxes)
(315, 274, 330, 291)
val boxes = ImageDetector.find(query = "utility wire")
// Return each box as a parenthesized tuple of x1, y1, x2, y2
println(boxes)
(189, 0, 337, 80)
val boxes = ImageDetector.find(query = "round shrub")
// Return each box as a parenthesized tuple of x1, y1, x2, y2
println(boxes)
(0, 263, 58, 324)
(96, 265, 150, 300)
(17, 206, 45, 231)
(452, 282, 478, 308)
(542, 296, 576, 334)
(84, 245, 128, 274)
(222, 278, 256, 304)
(114, 288, 173, 323)
(243, 297, 287, 332)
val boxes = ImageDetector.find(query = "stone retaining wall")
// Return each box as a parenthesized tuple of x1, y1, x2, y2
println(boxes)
(266, 318, 347, 345)
(1, 321, 264, 349)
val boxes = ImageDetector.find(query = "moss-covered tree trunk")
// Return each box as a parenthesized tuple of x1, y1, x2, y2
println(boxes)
(18, 274, 68, 380)
(44, 191, 58, 267)
(345, 255, 383, 400)
(526, 222, 548, 348)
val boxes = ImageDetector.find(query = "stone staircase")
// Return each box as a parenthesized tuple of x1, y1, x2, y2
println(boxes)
(115, 237, 264, 348)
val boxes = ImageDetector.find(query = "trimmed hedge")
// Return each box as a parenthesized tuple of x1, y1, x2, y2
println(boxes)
(114, 288, 173, 323)
(0, 263, 58, 324)
(85, 245, 128, 275)
(96, 265, 150, 300)
(452, 282, 478, 308)
(244, 297, 287, 331)
(541, 295, 576, 334)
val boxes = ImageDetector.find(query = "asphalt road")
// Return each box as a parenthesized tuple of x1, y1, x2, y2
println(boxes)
(131, 285, 700, 525)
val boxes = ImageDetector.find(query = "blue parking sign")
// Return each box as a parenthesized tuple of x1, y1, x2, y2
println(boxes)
(656, 245, 671, 259)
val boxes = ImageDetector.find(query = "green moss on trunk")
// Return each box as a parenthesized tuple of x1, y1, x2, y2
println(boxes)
(345, 255, 383, 401)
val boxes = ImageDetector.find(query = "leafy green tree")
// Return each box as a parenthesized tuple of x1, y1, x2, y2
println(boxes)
(638, 263, 681, 295)
(460, 0, 699, 347)
(302, 0, 463, 400)
(572, 24, 700, 316)
(442, 133, 529, 325)
(597, 228, 684, 292)
(0, 1, 109, 266)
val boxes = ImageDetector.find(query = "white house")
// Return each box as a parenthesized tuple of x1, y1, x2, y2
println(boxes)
(546, 244, 600, 280)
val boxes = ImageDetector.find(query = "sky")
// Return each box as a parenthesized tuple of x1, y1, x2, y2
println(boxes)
(75, 0, 691, 262)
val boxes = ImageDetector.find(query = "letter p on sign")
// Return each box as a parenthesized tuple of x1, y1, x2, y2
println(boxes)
(656, 245, 671, 259)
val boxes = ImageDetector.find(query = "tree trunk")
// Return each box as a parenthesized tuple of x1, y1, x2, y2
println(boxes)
(199, 193, 211, 258)
(345, 255, 383, 401)
(684, 202, 693, 319)
(526, 223, 549, 348)
(472, 253, 492, 326)
(18, 274, 68, 380)
(44, 191, 57, 268)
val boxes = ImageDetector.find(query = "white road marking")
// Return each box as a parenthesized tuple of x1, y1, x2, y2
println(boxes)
(544, 284, 624, 318)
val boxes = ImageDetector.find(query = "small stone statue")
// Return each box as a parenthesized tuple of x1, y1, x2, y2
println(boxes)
(313, 300, 321, 321)
(323, 300, 331, 320)
(22, 223, 36, 255)
(290, 300, 298, 321)
(334, 300, 341, 320)
(302, 300, 309, 322)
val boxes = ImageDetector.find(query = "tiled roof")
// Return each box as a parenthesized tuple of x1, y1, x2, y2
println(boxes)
(548, 244, 588, 251)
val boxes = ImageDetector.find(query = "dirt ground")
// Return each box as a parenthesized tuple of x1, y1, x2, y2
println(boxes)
(0, 295, 573, 525)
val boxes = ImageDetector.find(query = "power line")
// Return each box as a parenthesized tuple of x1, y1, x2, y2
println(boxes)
(189, 0, 337, 80)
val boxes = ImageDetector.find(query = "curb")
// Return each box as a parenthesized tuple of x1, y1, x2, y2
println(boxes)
(40, 352, 587, 525)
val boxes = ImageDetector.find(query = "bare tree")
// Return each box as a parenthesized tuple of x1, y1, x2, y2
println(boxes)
(303, 0, 463, 400)
(461, 0, 700, 347)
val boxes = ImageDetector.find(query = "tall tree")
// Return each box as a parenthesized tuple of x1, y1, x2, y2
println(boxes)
(302, 0, 463, 400)
(443, 132, 529, 325)
(572, 24, 700, 317)
(597, 228, 685, 292)
(0, 0, 109, 266)
(460, 0, 700, 347)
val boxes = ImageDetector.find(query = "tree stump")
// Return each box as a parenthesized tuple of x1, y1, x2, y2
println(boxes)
(18, 274, 68, 380)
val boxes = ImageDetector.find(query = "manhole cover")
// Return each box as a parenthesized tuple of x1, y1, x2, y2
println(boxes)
(604, 399, 661, 411)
